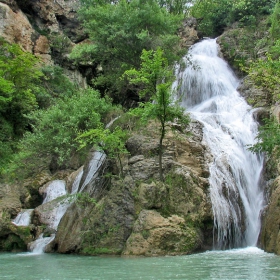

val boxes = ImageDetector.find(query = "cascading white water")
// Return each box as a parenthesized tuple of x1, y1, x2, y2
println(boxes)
(12, 209, 33, 226)
(176, 39, 264, 249)
(27, 151, 107, 254)
(28, 234, 55, 254)
(42, 180, 67, 204)
(78, 151, 106, 193)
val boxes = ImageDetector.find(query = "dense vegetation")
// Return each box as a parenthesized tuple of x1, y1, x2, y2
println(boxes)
(1, 0, 280, 181)
(191, 0, 276, 36)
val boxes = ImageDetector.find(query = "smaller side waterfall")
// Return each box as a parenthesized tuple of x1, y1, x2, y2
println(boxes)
(42, 180, 67, 204)
(78, 151, 106, 193)
(28, 234, 55, 254)
(27, 151, 107, 254)
(12, 209, 33, 226)
(71, 169, 83, 194)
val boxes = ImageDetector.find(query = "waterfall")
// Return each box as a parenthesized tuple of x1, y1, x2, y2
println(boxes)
(12, 209, 33, 226)
(26, 151, 107, 254)
(28, 234, 55, 254)
(176, 39, 264, 249)
(78, 151, 106, 193)
(42, 180, 67, 204)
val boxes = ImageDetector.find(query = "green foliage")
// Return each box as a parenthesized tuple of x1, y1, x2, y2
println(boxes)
(190, 0, 232, 36)
(0, 38, 43, 136)
(74, 0, 182, 101)
(244, 39, 280, 105)
(82, 247, 115, 255)
(77, 126, 129, 177)
(0, 38, 44, 173)
(249, 117, 280, 154)
(165, 170, 186, 189)
(269, 0, 280, 39)
(4, 89, 116, 179)
(49, 32, 72, 54)
(124, 48, 169, 98)
(37, 65, 77, 108)
(157, 0, 192, 15)
(190, 0, 275, 36)
(126, 48, 190, 181)
(75, 193, 97, 208)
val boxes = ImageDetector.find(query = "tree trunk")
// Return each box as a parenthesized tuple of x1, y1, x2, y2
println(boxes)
(159, 126, 165, 181)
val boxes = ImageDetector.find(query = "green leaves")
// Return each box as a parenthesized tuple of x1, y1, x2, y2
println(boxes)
(190, 0, 275, 36)
(0, 38, 46, 172)
(0, 39, 43, 131)
(78, 126, 129, 177)
(124, 48, 169, 97)
(245, 40, 280, 105)
(250, 117, 280, 155)
(269, 0, 280, 39)
(74, 0, 182, 101)
(125, 48, 190, 180)
(3, 88, 117, 179)
(78, 126, 128, 158)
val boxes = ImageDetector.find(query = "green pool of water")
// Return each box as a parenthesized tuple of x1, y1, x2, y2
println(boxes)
(1, 247, 279, 280)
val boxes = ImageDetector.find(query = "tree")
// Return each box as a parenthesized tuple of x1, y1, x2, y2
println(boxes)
(157, 0, 192, 15)
(4, 89, 118, 179)
(0, 38, 43, 136)
(269, 0, 280, 40)
(0, 38, 43, 172)
(190, 0, 275, 36)
(125, 48, 190, 181)
(73, 0, 182, 102)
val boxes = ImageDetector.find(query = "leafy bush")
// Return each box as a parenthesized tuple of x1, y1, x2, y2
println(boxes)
(246, 46, 280, 105)
(269, 0, 280, 39)
(73, 0, 183, 102)
(250, 117, 280, 154)
(4, 89, 117, 179)
(190, 0, 276, 36)
(0, 38, 44, 173)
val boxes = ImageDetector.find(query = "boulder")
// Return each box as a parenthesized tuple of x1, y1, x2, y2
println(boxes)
(123, 210, 201, 256)
(260, 176, 280, 254)
(53, 121, 213, 255)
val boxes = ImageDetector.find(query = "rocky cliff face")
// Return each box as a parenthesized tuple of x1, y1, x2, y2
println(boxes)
(258, 143, 280, 254)
(0, 0, 210, 255)
(50, 121, 213, 256)
(0, 120, 213, 255)
(0, 0, 86, 84)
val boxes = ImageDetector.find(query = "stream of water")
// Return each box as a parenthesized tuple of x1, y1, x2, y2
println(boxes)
(176, 38, 264, 249)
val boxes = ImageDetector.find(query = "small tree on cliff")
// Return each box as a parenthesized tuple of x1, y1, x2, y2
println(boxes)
(124, 48, 190, 181)
(77, 126, 129, 178)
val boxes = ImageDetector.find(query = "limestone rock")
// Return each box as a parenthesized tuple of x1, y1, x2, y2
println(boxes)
(0, 184, 23, 219)
(123, 210, 201, 256)
(237, 77, 268, 108)
(2, 119, 212, 256)
(260, 176, 280, 254)
(178, 17, 199, 49)
(272, 105, 280, 123)
(54, 175, 136, 254)
(33, 196, 70, 231)
(15, 0, 83, 42)
(22, 171, 52, 209)
(0, 2, 35, 52)
(0, 183, 34, 251)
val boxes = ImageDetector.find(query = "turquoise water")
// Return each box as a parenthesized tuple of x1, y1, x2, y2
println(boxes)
(1, 247, 280, 280)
